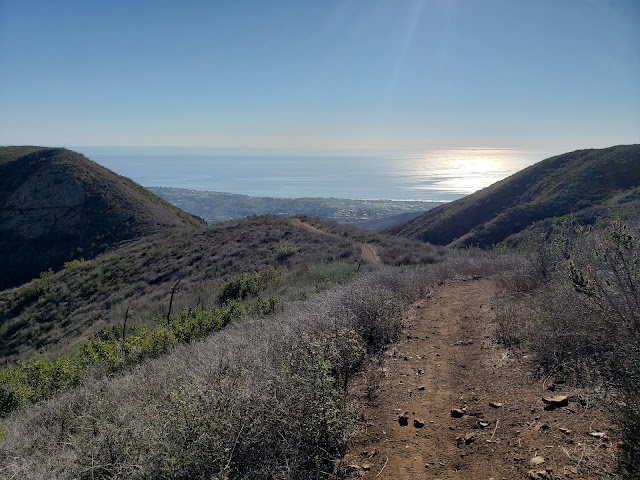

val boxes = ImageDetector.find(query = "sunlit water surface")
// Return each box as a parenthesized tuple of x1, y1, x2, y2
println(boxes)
(76, 147, 554, 202)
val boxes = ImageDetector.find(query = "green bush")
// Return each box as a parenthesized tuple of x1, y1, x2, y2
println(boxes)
(63, 258, 84, 270)
(142, 327, 178, 356)
(0, 356, 85, 413)
(219, 266, 281, 303)
(276, 241, 298, 262)
(21, 268, 55, 302)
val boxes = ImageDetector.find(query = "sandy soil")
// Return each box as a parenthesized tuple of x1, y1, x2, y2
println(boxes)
(345, 277, 620, 479)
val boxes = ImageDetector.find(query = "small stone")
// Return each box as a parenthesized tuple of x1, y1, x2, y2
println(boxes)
(398, 413, 409, 426)
(489, 401, 503, 408)
(527, 470, 550, 479)
(542, 395, 568, 409)
(559, 427, 571, 435)
(589, 431, 607, 439)
(414, 418, 425, 428)
(451, 408, 465, 418)
(534, 422, 550, 432)
(361, 463, 372, 471)
(464, 432, 476, 444)
(477, 420, 490, 428)
(529, 456, 545, 466)
(417, 385, 426, 391)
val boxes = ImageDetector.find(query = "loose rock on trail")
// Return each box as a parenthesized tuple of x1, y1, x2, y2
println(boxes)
(345, 277, 619, 479)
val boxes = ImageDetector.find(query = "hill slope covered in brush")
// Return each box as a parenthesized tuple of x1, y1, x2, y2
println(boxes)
(0, 147, 205, 290)
(385, 145, 640, 247)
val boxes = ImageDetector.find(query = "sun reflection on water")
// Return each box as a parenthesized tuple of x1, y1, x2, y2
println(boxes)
(391, 149, 543, 196)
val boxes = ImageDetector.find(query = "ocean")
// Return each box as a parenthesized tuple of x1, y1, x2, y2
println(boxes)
(75, 147, 553, 202)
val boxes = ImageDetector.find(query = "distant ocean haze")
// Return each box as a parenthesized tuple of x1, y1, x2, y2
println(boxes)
(75, 147, 551, 202)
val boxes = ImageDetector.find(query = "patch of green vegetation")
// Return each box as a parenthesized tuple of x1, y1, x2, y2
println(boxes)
(219, 266, 281, 303)
(20, 268, 54, 303)
(0, 295, 280, 417)
(63, 258, 84, 270)
(276, 241, 298, 261)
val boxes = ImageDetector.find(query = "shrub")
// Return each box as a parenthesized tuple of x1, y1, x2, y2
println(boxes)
(21, 268, 55, 302)
(495, 219, 640, 476)
(568, 222, 639, 332)
(63, 258, 84, 270)
(276, 241, 298, 262)
(346, 285, 404, 354)
(219, 267, 281, 303)
(566, 221, 640, 475)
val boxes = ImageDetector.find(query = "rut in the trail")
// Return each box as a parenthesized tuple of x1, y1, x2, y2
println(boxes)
(345, 277, 618, 480)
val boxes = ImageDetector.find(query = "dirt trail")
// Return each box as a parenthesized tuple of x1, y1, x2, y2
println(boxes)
(346, 277, 618, 479)
(289, 218, 381, 265)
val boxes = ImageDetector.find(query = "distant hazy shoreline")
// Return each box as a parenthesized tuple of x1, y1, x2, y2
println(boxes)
(149, 187, 440, 227)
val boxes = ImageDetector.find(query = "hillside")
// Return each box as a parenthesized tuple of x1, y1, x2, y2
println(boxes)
(349, 210, 425, 231)
(0, 147, 205, 290)
(385, 144, 640, 247)
(0, 214, 443, 364)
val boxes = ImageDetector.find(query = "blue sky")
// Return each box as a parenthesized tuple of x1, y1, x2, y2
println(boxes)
(1, 0, 638, 151)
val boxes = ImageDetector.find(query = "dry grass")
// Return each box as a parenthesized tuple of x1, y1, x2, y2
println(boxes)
(0, 251, 522, 479)
(0, 271, 409, 479)
(494, 220, 640, 477)
(1, 215, 454, 365)
(0, 216, 354, 364)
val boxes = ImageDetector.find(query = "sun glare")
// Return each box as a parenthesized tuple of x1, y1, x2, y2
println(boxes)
(392, 149, 539, 196)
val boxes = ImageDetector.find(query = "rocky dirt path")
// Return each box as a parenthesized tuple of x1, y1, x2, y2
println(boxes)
(345, 277, 619, 479)
(289, 218, 382, 265)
